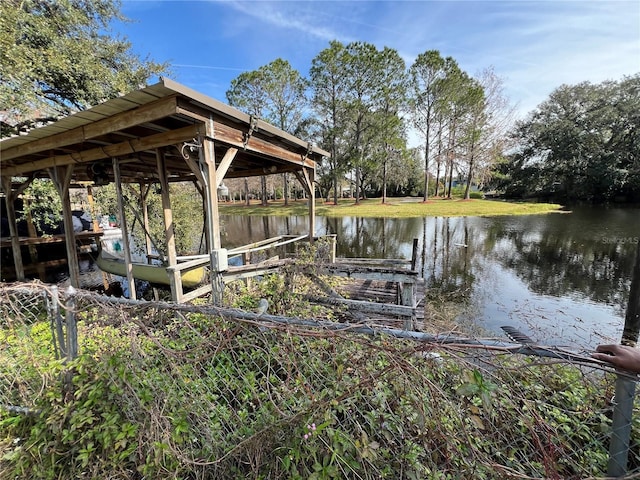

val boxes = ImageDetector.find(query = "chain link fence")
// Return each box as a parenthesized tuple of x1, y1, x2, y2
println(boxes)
(1, 282, 640, 479)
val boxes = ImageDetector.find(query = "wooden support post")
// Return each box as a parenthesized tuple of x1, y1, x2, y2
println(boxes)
(411, 238, 419, 271)
(308, 167, 316, 242)
(86, 185, 109, 290)
(1, 176, 25, 281)
(49, 165, 80, 287)
(194, 181, 208, 254)
(86, 185, 101, 233)
(139, 182, 160, 301)
(402, 244, 418, 331)
(112, 158, 136, 300)
(399, 281, 417, 330)
(24, 201, 46, 280)
(203, 127, 221, 251)
(242, 251, 252, 288)
(295, 166, 316, 243)
(201, 119, 224, 305)
(328, 234, 337, 263)
(140, 185, 154, 254)
(64, 287, 78, 360)
(156, 149, 182, 302)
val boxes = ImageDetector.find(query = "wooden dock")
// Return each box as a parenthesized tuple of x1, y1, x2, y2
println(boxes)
(303, 255, 425, 331)
(332, 276, 426, 330)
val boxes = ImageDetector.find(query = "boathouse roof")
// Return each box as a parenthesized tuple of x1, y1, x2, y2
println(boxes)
(0, 77, 328, 183)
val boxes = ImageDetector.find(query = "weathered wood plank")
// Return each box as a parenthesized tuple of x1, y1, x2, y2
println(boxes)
(224, 164, 308, 179)
(316, 264, 419, 283)
(213, 122, 316, 168)
(157, 149, 182, 302)
(2, 96, 179, 161)
(306, 295, 415, 318)
(0, 177, 25, 280)
(216, 147, 237, 187)
(0, 231, 102, 248)
(180, 283, 213, 303)
(3, 124, 200, 176)
(113, 159, 136, 299)
(335, 257, 411, 267)
(227, 236, 285, 255)
(223, 259, 288, 282)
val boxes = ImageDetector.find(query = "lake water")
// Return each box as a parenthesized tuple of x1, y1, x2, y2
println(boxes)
(221, 206, 639, 349)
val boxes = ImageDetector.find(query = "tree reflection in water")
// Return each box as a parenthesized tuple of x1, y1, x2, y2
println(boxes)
(221, 206, 638, 345)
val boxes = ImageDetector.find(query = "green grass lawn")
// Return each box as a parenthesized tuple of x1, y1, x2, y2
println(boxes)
(218, 197, 565, 218)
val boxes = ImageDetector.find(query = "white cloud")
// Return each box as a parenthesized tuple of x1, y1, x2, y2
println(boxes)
(123, 0, 639, 119)
(219, 1, 352, 43)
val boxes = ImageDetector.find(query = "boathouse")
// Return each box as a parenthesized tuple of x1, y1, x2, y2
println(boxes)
(0, 78, 329, 303)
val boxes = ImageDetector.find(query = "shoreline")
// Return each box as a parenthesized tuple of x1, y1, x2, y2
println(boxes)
(219, 197, 564, 218)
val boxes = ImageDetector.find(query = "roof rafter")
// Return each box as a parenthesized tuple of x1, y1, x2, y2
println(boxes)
(2, 96, 179, 161)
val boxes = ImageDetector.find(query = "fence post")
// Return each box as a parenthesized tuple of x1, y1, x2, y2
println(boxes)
(609, 377, 637, 476)
(329, 234, 337, 263)
(411, 238, 419, 271)
(608, 240, 640, 476)
(64, 286, 78, 361)
(46, 285, 66, 359)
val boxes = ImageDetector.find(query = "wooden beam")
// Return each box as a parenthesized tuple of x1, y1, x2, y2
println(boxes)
(315, 264, 419, 284)
(295, 167, 316, 240)
(202, 118, 224, 305)
(212, 122, 317, 168)
(180, 283, 213, 303)
(182, 152, 206, 186)
(223, 164, 300, 179)
(1, 96, 179, 161)
(306, 295, 415, 318)
(0, 176, 25, 280)
(173, 92, 330, 158)
(86, 185, 109, 290)
(294, 170, 308, 194)
(124, 184, 162, 257)
(12, 175, 35, 197)
(308, 166, 316, 239)
(112, 158, 136, 299)
(139, 183, 155, 262)
(334, 258, 411, 267)
(157, 149, 182, 302)
(203, 123, 221, 251)
(3, 124, 200, 176)
(0, 231, 102, 248)
(216, 147, 237, 187)
(48, 165, 80, 287)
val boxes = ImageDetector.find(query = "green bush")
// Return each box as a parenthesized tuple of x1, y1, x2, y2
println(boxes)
(1, 305, 632, 479)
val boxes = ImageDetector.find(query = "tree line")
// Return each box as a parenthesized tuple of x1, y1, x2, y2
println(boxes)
(2, 0, 638, 204)
(226, 42, 515, 204)
(496, 75, 640, 203)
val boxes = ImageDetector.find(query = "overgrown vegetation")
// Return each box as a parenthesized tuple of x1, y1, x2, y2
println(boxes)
(496, 75, 640, 203)
(18, 179, 63, 235)
(0, 0, 167, 135)
(92, 182, 205, 256)
(1, 281, 639, 479)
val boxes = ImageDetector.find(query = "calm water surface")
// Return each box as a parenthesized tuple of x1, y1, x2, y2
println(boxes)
(221, 206, 640, 349)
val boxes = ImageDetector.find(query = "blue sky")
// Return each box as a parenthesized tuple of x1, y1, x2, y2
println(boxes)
(116, 0, 639, 124)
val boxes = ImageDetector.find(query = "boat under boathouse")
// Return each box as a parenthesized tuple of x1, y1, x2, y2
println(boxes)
(0, 78, 330, 304)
